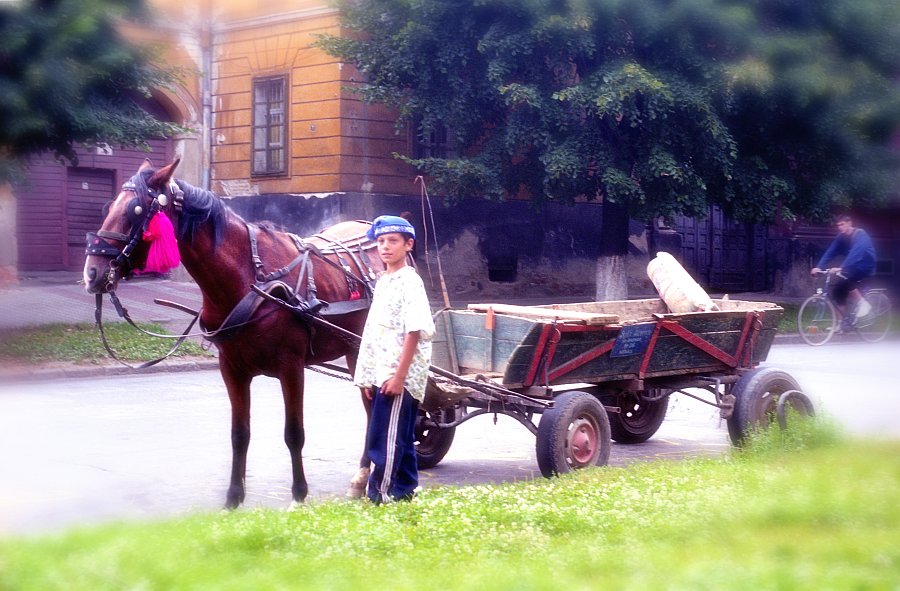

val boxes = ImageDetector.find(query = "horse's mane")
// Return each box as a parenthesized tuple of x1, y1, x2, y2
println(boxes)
(174, 179, 229, 246)
(130, 169, 229, 247)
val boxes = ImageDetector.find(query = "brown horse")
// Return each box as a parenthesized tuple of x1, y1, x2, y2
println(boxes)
(83, 158, 377, 508)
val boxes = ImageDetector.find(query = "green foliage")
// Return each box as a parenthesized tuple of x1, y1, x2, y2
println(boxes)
(320, 0, 900, 223)
(0, 322, 210, 364)
(737, 410, 844, 458)
(0, 0, 185, 180)
(2, 436, 899, 589)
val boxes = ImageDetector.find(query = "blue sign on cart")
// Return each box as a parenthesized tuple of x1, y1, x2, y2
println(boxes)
(611, 323, 656, 358)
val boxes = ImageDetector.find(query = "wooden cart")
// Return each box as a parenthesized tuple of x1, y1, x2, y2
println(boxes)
(416, 298, 814, 476)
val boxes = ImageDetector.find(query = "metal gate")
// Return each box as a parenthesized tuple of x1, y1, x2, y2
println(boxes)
(676, 206, 768, 292)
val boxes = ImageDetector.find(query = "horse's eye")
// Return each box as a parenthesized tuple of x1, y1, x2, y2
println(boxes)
(101, 202, 112, 217)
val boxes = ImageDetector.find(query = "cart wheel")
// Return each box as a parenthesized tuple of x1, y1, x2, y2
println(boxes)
(536, 391, 611, 478)
(776, 390, 815, 430)
(726, 367, 812, 446)
(414, 407, 456, 469)
(607, 389, 670, 444)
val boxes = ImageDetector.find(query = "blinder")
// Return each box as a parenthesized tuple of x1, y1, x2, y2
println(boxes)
(84, 175, 184, 281)
(85, 232, 127, 258)
(126, 197, 144, 225)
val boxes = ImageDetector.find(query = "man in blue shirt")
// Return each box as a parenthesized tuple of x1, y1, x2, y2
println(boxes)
(811, 214, 877, 322)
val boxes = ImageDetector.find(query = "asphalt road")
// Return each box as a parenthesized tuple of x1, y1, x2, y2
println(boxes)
(1, 340, 897, 536)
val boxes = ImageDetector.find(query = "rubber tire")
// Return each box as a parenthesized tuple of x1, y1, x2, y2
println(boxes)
(414, 407, 456, 469)
(536, 391, 611, 478)
(726, 367, 804, 446)
(857, 291, 892, 343)
(797, 295, 837, 346)
(607, 390, 669, 444)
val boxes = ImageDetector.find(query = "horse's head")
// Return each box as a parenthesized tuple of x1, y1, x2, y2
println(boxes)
(83, 157, 182, 294)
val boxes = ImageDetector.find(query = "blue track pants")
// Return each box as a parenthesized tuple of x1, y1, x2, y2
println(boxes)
(366, 387, 419, 503)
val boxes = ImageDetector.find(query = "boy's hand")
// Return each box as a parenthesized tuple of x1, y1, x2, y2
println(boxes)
(380, 374, 405, 396)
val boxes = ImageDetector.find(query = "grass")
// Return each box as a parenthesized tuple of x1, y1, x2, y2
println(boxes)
(776, 303, 800, 334)
(2, 420, 898, 590)
(0, 322, 211, 365)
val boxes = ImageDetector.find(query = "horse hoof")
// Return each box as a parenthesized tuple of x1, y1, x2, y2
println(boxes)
(347, 467, 371, 498)
(287, 500, 303, 512)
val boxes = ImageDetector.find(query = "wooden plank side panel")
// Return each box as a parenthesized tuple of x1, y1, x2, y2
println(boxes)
(448, 312, 538, 373)
(431, 310, 455, 373)
(500, 313, 778, 385)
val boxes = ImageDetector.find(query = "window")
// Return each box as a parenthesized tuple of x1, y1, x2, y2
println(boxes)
(252, 76, 287, 176)
(412, 118, 455, 159)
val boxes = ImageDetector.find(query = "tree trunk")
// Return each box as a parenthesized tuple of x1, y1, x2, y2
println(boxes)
(595, 200, 629, 302)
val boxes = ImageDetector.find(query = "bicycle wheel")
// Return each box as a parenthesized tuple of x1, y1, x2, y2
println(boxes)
(798, 295, 837, 346)
(856, 291, 892, 343)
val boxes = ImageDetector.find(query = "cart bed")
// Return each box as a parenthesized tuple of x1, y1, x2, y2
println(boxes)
(432, 298, 782, 389)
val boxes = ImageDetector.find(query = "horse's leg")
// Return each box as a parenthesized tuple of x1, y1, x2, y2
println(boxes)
(222, 361, 252, 510)
(280, 367, 308, 505)
(345, 353, 372, 498)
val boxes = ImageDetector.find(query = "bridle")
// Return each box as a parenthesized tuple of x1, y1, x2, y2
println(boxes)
(85, 173, 193, 369)
(85, 175, 184, 291)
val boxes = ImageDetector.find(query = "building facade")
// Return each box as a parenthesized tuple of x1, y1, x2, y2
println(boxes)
(8, 0, 898, 300)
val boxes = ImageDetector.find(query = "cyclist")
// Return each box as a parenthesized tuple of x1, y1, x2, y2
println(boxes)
(810, 213, 876, 327)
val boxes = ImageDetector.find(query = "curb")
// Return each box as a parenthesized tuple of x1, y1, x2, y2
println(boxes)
(1, 358, 220, 384)
(3, 333, 894, 384)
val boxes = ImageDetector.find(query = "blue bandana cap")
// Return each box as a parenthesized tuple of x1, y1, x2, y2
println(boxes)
(366, 215, 415, 241)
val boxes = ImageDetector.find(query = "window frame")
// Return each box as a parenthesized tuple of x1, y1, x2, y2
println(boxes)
(411, 117, 456, 160)
(251, 74, 289, 177)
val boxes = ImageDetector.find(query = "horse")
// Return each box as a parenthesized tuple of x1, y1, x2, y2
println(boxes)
(83, 157, 377, 509)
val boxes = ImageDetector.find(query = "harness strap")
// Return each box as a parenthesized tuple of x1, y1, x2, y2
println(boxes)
(313, 232, 379, 285)
(94, 292, 200, 369)
(246, 223, 265, 280)
(96, 229, 130, 242)
(200, 280, 325, 344)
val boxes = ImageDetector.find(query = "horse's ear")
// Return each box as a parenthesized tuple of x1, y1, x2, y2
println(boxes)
(138, 158, 154, 173)
(148, 157, 181, 190)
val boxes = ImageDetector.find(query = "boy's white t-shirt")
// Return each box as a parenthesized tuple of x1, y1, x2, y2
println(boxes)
(353, 265, 434, 402)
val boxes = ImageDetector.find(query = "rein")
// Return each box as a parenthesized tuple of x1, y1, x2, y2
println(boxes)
(93, 290, 201, 369)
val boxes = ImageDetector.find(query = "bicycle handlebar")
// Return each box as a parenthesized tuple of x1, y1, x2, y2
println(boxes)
(812, 269, 846, 279)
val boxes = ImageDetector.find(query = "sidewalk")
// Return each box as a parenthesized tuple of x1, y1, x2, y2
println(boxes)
(0, 272, 219, 381)
(2, 271, 806, 331)
(0, 272, 204, 331)
(0, 271, 812, 380)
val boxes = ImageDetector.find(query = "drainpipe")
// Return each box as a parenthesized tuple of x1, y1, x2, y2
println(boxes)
(200, 0, 213, 191)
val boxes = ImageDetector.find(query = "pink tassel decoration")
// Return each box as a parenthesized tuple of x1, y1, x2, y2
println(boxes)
(141, 212, 181, 274)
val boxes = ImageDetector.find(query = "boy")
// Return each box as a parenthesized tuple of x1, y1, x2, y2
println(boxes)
(354, 215, 434, 503)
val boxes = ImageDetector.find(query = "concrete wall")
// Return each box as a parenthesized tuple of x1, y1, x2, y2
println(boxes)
(0, 183, 16, 285)
(225, 192, 659, 304)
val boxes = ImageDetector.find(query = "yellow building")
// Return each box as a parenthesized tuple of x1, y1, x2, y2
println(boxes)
(12, 0, 424, 274)
(148, 0, 416, 196)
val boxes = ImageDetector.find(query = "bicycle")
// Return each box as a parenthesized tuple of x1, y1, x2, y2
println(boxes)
(797, 270, 892, 346)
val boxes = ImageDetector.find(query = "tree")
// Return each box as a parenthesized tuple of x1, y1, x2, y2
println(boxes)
(321, 0, 900, 298)
(0, 0, 184, 180)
